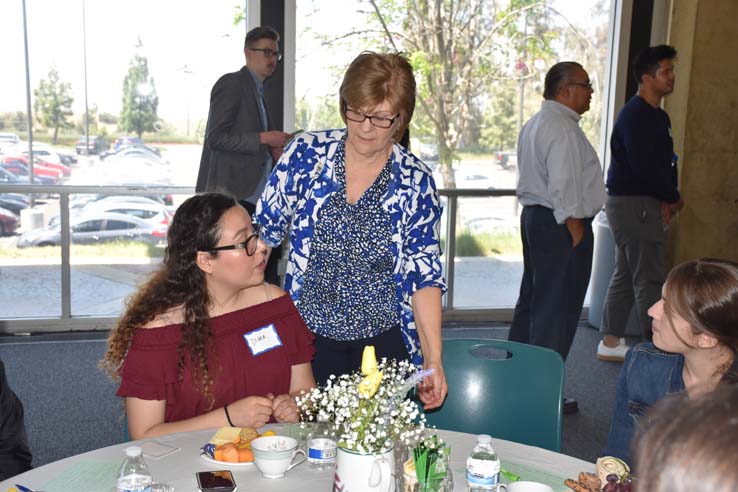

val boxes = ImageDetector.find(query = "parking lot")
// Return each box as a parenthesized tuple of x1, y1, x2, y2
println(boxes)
(0, 144, 524, 318)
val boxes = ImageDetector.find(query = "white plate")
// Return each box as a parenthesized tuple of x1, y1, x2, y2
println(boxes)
(200, 452, 255, 467)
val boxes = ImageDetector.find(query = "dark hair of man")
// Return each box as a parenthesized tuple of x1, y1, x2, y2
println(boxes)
(543, 62, 584, 100)
(244, 26, 280, 49)
(632, 44, 677, 85)
(634, 385, 738, 492)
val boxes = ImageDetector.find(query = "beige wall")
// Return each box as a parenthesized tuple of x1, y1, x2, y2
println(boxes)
(665, 0, 738, 264)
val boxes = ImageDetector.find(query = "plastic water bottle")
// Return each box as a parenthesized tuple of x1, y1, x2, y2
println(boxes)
(116, 446, 153, 492)
(307, 421, 337, 470)
(466, 435, 501, 491)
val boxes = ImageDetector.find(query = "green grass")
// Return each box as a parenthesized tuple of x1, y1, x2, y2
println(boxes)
(441, 229, 522, 257)
(0, 241, 164, 260)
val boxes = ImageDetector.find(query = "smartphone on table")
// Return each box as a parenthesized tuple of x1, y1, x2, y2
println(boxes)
(196, 470, 237, 492)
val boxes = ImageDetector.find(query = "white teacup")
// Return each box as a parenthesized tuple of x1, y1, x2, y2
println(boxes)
(499, 481, 554, 492)
(251, 435, 307, 479)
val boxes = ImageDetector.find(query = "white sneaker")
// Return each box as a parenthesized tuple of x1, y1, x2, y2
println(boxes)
(597, 338, 631, 362)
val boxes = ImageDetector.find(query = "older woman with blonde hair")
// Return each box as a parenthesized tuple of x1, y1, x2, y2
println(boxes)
(256, 51, 447, 409)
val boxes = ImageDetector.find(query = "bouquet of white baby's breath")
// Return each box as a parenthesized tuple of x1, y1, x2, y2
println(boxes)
(296, 347, 430, 454)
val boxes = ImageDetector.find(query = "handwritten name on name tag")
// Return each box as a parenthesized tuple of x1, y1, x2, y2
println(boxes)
(244, 323, 283, 356)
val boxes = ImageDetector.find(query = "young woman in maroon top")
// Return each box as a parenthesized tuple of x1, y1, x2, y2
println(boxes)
(102, 193, 316, 440)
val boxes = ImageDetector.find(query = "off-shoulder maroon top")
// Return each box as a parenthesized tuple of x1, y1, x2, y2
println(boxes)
(116, 295, 315, 423)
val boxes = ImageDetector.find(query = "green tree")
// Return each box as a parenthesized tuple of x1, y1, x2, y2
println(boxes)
(33, 66, 74, 144)
(76, 104, 99, 134)
(99, 112, 119, 125)
(368, 0, 554, 186)
(296, 94, 344, 132)
(120, 53, 159, 138)
(480, 80, 518, 152)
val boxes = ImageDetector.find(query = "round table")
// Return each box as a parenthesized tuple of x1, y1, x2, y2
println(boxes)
(1, 425, 593, 492)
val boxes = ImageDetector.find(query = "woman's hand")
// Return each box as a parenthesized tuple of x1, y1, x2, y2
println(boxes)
(418, 360, 448, 410)
(228, 395, 274, 428)
(269, 393, 300, 423)
(411, 287, 447, 410)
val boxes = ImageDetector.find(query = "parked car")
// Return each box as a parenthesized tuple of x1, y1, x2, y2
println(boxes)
(0, 134, 21, 154)
(114, 136, 144, 151)
(6, 143, 75, 172)
(20, 153, 72, 176)
(0, 207, 20, 236)
(0, 194, 30, 215)
(0, 133, 21, 145)
(49, 198, 172, 228)
(0, 167, 31, 185)
(17, 212, 168, 247)
(495, 151, 516, 170)
(67, 194, 172, 213)
(75, 136, 109, 155)
(55, 149, 78, 166)
(100, 145, 165, 163)
(2, 156, 62, 183)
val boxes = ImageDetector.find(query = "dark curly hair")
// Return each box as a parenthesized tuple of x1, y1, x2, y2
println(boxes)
(101, 193, 238, 407)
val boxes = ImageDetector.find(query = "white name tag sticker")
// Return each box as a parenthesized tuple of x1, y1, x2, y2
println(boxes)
(243, 323, 283, 356)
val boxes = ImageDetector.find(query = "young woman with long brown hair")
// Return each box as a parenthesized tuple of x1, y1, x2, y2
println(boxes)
(603, 258, 738, 466)
(101, 193, 315, 439)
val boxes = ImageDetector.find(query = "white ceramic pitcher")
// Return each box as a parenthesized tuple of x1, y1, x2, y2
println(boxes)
(333, 444, 396, 492)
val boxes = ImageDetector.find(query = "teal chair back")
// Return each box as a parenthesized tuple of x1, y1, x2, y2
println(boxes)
(424, 339, 564, 451)
(123, 415, 130, 442)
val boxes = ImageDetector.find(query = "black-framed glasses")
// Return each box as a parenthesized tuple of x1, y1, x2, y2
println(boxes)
(199, 227, 262, 256)
(344, 108, 400, 129)
(248, 48, 283, 62)
(569, 81, 593, 90)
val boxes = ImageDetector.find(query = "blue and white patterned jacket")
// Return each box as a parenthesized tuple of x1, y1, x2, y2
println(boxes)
(255, 129, 447, 365)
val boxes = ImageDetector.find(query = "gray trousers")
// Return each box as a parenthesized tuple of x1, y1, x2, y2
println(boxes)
(602, 195, 666, 340)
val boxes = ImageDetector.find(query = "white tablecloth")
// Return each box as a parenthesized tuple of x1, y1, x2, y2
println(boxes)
(1, 425, 593, 492)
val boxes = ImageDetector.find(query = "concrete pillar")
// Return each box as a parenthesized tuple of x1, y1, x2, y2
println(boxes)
(665, 0, 738, 263)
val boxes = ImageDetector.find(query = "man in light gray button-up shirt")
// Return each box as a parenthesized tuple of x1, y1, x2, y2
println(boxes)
(509, 62, 606, 413)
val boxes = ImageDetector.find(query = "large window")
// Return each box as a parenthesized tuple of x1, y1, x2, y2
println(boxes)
(295, 0, 612, 312)
(0, 0, 614, 326)
(0, 1, 250, 324)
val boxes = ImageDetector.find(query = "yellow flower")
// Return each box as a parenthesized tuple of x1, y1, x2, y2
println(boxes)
(361, 345, 378, 376)
(358, 345, 383, 397)
(359, 370, 383, 398)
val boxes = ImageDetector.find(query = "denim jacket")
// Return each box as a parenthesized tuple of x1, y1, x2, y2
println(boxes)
(603, 343, 684, 466)
(603, 342, 738, 466)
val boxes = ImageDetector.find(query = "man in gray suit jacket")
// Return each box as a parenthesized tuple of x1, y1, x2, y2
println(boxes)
(197, 26, 290, 284)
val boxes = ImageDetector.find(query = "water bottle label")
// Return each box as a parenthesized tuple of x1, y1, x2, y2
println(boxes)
(466, 457, 500, 485)
(308, 438, 337, 462)
(116, 474, 152, 492)
(117, 484, 152, 492)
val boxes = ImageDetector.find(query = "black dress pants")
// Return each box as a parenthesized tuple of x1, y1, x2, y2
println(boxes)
(508, 206, 594, 361)
(311, 328, 410, 386)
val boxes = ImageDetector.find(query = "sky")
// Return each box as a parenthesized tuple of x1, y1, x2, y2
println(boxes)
(1, 0, 608, 133)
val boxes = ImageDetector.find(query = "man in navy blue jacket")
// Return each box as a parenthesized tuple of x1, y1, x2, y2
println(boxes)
(597, 45, 684, 362)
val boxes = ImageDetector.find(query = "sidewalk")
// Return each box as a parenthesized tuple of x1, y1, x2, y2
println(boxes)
(0, 257, 524, 318)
